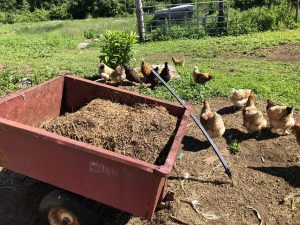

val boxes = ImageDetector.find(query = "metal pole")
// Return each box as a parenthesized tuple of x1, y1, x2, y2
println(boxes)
(151, 69, 232, 179)
(226, 0, 230, 29)
(135, 0, 145, 42)
(296, 0, 299, 23)
(196, 3, 200, 38)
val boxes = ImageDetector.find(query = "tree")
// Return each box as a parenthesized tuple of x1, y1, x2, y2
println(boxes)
(0, 0, 18, 12)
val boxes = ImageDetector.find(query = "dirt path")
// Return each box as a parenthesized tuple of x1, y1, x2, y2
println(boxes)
(0, 98, 299, 225)
(222, 42, 300, 65)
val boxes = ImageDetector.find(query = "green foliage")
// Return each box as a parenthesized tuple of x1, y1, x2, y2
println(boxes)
(0, 9, 50, 24)
(148, 25, 207, 41)
(91, 0, 122, 17)
(0, 18, 300, 108)
(83, 29, 99, 39)
(228, 139, 241, 155)
(227, 2, 297, 36)
(49, 3, 70, 20)
(99, 30, 137, 68)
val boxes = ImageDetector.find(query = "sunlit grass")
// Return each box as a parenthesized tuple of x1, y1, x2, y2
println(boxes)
(0, 18, 299, 106)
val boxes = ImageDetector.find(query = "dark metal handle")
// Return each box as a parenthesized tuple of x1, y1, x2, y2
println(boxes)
(151, 69, 232, 179)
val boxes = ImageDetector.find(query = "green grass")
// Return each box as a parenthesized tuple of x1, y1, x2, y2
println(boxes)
(0, 18, 299, 107)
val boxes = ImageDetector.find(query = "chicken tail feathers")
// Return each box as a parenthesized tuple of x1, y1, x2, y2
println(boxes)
(286, 106, 293, 115)
(266, 99, 276, 109)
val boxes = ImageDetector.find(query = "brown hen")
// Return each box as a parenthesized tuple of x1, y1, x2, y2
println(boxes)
(141, 59, 152, 80)
(231, 89, 252, 108)
(242, 92, 267, 135)
(193, 66, 213, 85)
(266, 99, 295, 135)
(200, 100, 225, 138)
(292, 124, 300, 146)
(172, 56, 185, 66)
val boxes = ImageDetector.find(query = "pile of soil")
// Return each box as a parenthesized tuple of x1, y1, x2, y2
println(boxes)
(40, 99, 178, 164)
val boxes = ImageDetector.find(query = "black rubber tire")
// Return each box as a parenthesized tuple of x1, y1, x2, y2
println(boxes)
(39, 190, 97, 225)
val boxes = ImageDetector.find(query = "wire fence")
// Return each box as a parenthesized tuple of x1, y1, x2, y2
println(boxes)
(136, 1, 230, 41)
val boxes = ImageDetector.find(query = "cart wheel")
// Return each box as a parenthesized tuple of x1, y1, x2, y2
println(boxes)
(39, 190, 97, 225)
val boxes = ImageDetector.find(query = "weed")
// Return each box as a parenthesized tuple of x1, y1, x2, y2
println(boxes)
(228, 139, 241, 155)
(83, 29, 99, 39)
(99, 30, 137, 68)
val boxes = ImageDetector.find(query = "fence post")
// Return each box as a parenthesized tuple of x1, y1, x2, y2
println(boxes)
(218, 0, 225, 30)
(296, 0, 299, 23)
(135, 0, 146, 42)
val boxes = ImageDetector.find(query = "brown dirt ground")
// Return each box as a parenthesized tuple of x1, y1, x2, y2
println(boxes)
(222, 42, 300, 64)
(0, 97, 299, 225)
(257, 43, 300, 63)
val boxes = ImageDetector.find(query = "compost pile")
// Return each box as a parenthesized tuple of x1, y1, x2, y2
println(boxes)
(40, 99, 178, 164)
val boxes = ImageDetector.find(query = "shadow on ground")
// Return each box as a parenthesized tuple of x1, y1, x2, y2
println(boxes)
(250, 166, 300, 188)
(182, 135, 210, 152)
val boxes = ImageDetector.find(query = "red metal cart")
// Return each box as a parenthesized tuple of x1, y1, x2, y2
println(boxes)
(0, 75, 190, 224)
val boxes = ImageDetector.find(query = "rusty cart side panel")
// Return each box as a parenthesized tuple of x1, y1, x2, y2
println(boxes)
(62, 75, 186, 117)
(0, 75, 190, 219)
(0, 76, 64, 127)
(0, 119, 166, 219)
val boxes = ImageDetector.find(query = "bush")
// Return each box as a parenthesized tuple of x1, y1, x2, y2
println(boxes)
(0, 9, 50, 24)
(90, 0, 122, 17)
(148, 25, 207, 41)
(227, 2, 296, 36)
(83, 29, 99, 39)
(99, 30, 137, 68)
(27, 8, 50, 22)
(49, 3, 70, 20)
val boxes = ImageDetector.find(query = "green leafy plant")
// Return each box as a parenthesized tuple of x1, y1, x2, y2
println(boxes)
(83, 29, 99, 39)
(228, 139, 241, 155)
(99, 30, 137, 68)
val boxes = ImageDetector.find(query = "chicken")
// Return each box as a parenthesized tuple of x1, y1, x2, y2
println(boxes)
(242, 92, 267, 134)
(99, 63, 114, 76)
(122, 64, 143, 84)
(231, 89, 252, 108)
(159, 62, 171, 83)
(200, 100, 225, 138)
(147, 67, 160, 89)
(266, 99, 295, 135)
(172, 56, 185, 66)
(141, 59, 152, 81)
(292, 124, 300, 146)
(110, 65, 126, 83)
(193, 66, 213, 85)
(99, 73, 110, 81)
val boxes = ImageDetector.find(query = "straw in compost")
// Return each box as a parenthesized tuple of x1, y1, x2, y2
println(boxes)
(40, 99, 178, 164)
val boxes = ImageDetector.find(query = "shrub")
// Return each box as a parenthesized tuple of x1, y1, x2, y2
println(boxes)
(148, 24, 207, 41)
(49, 3, 70, 20)
(0, 9, 50, 24)
(83, 29, 99, 39)
(227, 9, 259, 35)
(227, 2, 296, 36)
(28, 8, 50, 22)
(91, 0, 122, 17)
(99, 30, 137, 68)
